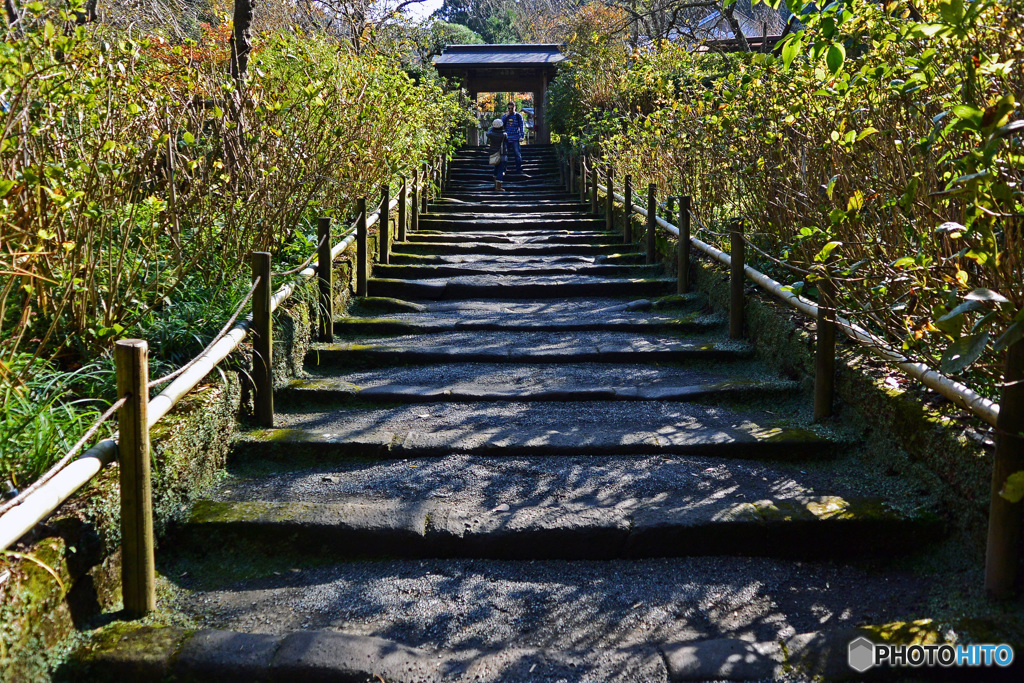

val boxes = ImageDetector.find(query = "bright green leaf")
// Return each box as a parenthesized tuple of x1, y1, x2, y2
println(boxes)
(856, 127, 879, 141)
(999, 471, 1024, 504)
(826, 44, 845, 75)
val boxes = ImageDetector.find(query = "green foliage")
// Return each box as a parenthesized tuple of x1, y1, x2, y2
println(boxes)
(0, 4, 467, 485)
(551, 0, 1024, 394)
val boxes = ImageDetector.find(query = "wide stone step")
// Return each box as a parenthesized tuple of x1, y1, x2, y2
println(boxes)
(416, 217, 604, 231)
(78, 622, 940, 683)
(420, 211, 599, 222)
(182, 492, 937, 561)
(444, 184, 569, 194)
(390, 241, 629, 256)
(428, 201, 586, 213)
(281, 361, 790, 405)
(371, 262, 660, 279)
(333, 310, 714, 335)
(448, 173, 562, 184)
(345, 294, 702, 321)
(235, 400, 830, 460)
(366, 274, 673, 300)
(446, 177, 563, 187)
(310, 329, 743, 365)
(387, 251, 646, 266)
(406, 231, 612, 243)
(440, 193, 578, 204)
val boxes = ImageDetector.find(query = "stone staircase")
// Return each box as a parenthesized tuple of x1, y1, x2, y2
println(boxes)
(80, 145, 953, 682)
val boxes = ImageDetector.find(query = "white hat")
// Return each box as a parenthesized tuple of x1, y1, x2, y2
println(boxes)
(492, 118, 503, 129)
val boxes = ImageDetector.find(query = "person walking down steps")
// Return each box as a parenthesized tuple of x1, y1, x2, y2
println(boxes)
(502, 101, 525, 175)
(486, 118, 507, 192)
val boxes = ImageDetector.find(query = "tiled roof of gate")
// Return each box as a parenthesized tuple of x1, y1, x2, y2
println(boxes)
(434, 44, 566, 68)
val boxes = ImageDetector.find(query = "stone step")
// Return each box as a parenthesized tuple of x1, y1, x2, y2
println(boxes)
(405, 231, 613, 243)
(309, 329, 743, 365)
(281, 365, 791, 405)
(446, 175, 563, 186)
(447, 173, 562, 184)
(443, 185, 569, 194)
(235, 399, 830, 461)
(390, 241, 627, 256)
(181, 492, 937, 561)
(440, 191, 577, 201)
(76, 622, 956, 683)
(332, 311, 713, 335)
(370, 262, 661, 279)
(366, 275, 673, 300)
(428, 201, 586, 213)
(344, 294, 702, 320)
(419, 211, 600, 222)
(416, 217, 605, 232)
(387, 251, 647, 266)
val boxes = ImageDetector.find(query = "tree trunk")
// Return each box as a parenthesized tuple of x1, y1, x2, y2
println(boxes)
(721, 3, 750, 52)
(75, 0, 97, 24)
(4, 0, 19, 27)
(230, 0, 254, 80)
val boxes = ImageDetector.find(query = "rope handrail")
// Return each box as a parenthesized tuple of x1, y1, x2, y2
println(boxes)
(0, 182, 404, 552)
(595, 178, 1000, 426)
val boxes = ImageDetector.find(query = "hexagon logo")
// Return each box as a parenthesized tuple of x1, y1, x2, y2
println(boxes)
(848, 636, 876, 673)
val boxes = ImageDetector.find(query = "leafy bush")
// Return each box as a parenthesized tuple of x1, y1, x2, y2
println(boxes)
(0, 3, 467, 483)
(549, 0, 1023, 395)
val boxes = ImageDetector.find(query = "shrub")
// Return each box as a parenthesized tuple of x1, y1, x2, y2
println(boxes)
(550, 0, 1023, 395)
(0, 3, 468, 483)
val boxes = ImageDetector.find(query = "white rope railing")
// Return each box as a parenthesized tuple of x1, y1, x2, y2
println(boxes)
(0, 193, 400, 552)
(597, 180, 1000, 427)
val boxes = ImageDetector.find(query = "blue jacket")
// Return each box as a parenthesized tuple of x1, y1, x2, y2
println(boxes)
(502, 112, 525, 142)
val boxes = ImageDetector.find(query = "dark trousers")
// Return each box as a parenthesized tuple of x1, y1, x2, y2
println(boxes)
(492, 158, 505, 181)
(507, 139, 523, 173)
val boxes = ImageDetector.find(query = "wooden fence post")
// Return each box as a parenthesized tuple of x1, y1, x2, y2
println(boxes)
(623, 175, 632, 244)
(986, 337, 1024, 597)
(646, 184, 657, 265)
(579, 156, 586, 204)
(814, 272, 836, 420)
(411, 170, 420, 233)
(317, 217, 333, 343)
(590, 164, 598, 214)
(729, 218, 745, 339)
(251, 252, 273, 426)
(356, 197, 368, 297)
(398, 177, 408, 243)
(678, 195, 690, 294)
(420, 163, 429, 215)
(115, 338, 155, 618)
(605, 165, 614, 233)
(379, 184, 391, 265)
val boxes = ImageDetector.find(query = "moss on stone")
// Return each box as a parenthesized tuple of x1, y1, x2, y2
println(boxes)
(861, 619, 942, 645)
(4, 268, 326, 677)
(681, 250, 992, 546)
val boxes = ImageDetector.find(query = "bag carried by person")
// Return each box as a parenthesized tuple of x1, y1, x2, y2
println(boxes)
(489, 151, 502, 166)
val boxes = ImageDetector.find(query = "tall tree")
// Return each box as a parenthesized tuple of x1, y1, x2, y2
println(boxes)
(230, 0, 254, 79)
